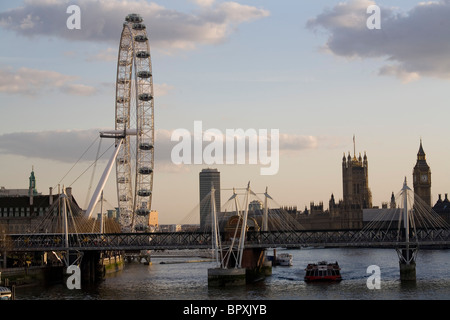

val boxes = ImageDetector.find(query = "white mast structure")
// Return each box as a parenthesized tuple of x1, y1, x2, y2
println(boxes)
(210, 185, 221, 267)
(211, 183, 252, 269)
(263, 186, 272, 232)
(58, 186, 83, 270)
(85, 130, 137, 221)
(403, 178, 411, 261)
(236, 182, 251, 268)
(223, 188, 240, 268)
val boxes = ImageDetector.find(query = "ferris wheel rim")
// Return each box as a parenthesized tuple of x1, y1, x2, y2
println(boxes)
(114, 13, 154, 232)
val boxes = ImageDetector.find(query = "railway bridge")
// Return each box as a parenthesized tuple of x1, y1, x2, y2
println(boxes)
(3, 228, 450, 252)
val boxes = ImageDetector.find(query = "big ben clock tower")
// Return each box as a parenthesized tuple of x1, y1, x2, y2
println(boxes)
(413, 139, 431, 207)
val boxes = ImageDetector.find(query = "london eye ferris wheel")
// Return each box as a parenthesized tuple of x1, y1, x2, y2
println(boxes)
(114, 13, 154, 232)
(84, 13, 154, 232)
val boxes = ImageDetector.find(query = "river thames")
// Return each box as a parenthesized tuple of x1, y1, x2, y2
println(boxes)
(13, 247, 450, 300)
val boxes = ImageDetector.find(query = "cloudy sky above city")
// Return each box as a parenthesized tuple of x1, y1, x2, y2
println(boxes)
(1, 0, 450, 223)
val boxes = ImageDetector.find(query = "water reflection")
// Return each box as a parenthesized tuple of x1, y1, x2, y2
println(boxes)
(14, 248, 450, 300)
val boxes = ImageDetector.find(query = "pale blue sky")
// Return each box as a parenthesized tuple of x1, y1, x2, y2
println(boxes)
(1, 0, 450, 223)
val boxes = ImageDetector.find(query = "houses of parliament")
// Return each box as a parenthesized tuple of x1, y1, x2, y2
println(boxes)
(197, 138, 446, 232)
(297, 139, 446, 230)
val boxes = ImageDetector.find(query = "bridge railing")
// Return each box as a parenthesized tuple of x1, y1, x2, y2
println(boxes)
(1, 232, 214, 251)
(245, 230, 362, 247)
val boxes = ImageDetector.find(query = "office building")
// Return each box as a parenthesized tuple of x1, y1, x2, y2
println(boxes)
(199, 168, 220, 230)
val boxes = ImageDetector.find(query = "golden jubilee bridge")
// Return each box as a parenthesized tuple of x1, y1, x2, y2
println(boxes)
(3, 178, 450, 253)
(3, 227, 450, 253)
(2, 179, 450, 282)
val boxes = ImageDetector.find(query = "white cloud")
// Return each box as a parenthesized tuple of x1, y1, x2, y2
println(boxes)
(279, 134, 318, 152)
(20, 14, 37, 30)
(60, 83, 97, 96)
(307, 0, 450, 81)
(153, 83, 174, 97)
(86, 47, 117, 62)
(309, 0, 373, 30)
(0, 0, 270, 53)
(378, 65, 420, 84)
(191, 0, 215, 8)
(0, 129, 104, 163)
(0, 128, 330, 167)
(208, 2, 271, 24)
(0, 67, 97, 96)
(0, 129, 191, 173)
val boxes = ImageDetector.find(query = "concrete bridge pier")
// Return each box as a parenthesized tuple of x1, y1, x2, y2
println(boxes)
(208, 267, 246, 287)
(80, 251, 105, 284)
(242, 248, 271, 282)
(399, 261, 416, 281)
(208, 248, 272, 287)
(397, 247, 417, 281)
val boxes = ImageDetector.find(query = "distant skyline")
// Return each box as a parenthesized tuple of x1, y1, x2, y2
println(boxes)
(1, 1, 450, 224)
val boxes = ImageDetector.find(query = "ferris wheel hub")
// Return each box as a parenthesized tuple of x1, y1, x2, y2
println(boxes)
(99, 129, 139, 138)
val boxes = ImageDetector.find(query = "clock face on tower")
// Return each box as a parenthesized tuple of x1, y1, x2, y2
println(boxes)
(421, 174, 428, 182)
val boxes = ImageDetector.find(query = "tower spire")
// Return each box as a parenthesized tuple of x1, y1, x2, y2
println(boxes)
(413, 138, 431, 207)
(353, 134, 355, 158)
(29, 166, 37, 196)
(417, 138, 426, 161)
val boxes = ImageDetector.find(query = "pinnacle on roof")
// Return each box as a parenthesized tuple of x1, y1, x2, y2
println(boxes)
(418, 138, 425, 157)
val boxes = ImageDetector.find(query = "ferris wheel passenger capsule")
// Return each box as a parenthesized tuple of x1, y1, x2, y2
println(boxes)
(138, 167, 153, 175)
(138, 189, 152, 197)
(137, 71, 152, 78)
(138, 93, 153, 101)
(134, 35, 148, 42)
(126, 13, 143, 23)
(139, 142, 153, 150)
(133, 23, 146, 30)
(136, 208, 150, 216)
(136, 51, 150, 58)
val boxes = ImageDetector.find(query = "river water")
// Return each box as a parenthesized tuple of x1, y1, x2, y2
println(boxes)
(14, 247, 450, 300)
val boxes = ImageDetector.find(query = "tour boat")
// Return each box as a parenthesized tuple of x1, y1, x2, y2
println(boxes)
(276, 253, 293, 266)
(304, 261, 342, 282)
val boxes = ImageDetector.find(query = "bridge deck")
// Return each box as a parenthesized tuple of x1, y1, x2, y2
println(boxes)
(2, 229, 450, 252)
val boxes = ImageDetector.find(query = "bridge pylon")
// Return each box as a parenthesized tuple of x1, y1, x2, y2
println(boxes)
(395, 178, 418, 281)
(207, 183, 271, 286)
